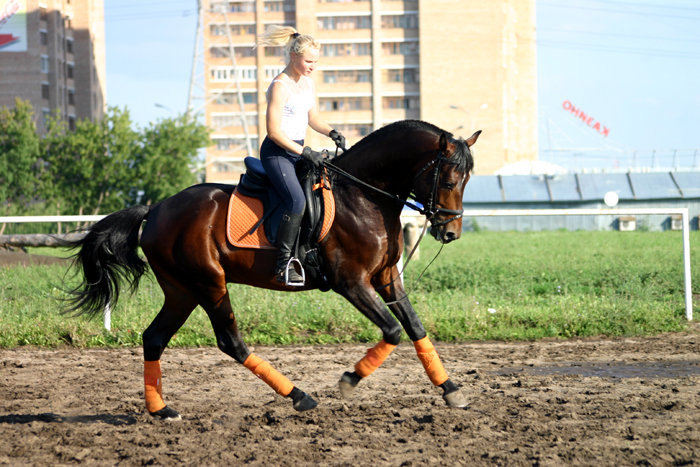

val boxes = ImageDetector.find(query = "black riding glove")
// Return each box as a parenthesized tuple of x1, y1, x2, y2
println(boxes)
(301, 146, 324, 167)
(329, 129, 346, 150)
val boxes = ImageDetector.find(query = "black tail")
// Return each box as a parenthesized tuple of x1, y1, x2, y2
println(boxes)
(64, 205, 150, 318)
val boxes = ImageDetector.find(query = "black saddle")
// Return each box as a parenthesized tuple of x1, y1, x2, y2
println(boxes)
(236, 157, 330, 289)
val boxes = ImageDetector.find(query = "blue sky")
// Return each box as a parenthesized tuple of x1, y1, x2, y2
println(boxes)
(104, 0, 700, 172)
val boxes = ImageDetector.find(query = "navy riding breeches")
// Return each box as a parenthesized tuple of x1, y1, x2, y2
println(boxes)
(259, 136, 306, 215)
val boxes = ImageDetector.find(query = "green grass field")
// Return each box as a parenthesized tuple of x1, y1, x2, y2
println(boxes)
(0, 230, 696, 348)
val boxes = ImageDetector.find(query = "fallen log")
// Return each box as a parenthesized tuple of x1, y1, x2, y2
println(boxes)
(0, 233, 87, 248)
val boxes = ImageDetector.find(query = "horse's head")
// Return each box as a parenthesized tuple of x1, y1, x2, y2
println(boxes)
(413, 130, 481, 244)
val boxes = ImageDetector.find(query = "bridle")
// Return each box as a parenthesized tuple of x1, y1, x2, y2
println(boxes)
(322, 144, 467, 302)
(322, 147, 465, 227)
(408, 151, 464, 227)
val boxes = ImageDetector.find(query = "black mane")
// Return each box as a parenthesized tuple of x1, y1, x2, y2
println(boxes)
(333, 119, 473, 174)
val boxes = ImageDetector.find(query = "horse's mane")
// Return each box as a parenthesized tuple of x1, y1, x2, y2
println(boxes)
(333, 120, 473, 174)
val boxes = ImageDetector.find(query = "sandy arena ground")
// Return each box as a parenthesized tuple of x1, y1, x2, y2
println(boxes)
(0, 249, 698, 465)
(0, 333, 698, 466)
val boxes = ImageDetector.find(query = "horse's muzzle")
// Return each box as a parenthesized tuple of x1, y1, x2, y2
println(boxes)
(430, 225, 460, 244)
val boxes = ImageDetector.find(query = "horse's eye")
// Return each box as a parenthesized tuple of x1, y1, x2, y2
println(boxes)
(442, 182, 455, 190)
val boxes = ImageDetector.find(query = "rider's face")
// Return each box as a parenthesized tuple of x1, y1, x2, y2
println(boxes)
(291, 48, 319, 77)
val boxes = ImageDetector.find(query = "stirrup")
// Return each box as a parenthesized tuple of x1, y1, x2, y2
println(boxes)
(284, 257, 305, 287)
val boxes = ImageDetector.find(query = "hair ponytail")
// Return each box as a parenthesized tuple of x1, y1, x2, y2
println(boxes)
(257, 25, 320, 64)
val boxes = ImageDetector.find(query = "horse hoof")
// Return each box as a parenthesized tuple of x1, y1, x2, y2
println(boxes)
(442, 389, 468, 408)
(338, 371, 360, 399)
(292, 392, 318, 412)
(149, 405, 182, 421)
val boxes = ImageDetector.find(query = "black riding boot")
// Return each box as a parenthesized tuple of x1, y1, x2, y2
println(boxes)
(274, 212, 305, 286)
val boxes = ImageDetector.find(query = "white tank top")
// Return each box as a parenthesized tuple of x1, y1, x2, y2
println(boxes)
(267, 75, 315, 141)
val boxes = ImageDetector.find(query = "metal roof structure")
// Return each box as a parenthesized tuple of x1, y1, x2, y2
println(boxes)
(464, 171, 700, 204)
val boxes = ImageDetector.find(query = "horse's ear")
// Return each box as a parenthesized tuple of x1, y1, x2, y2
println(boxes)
(466, 130, 482, 147)
(439, 133, 448, 151)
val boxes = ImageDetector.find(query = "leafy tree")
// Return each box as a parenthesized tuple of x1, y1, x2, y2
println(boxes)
(0, 99, 41, 216)
(131, 115, 210, 206)
(41, 106, 139, 215)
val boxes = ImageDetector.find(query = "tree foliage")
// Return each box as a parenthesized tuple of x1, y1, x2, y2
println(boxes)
(0, 100, 210, 217)
(0, 99, 41, 213)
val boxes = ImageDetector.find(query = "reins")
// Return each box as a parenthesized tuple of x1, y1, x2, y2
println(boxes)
(322, 145, 458, 304)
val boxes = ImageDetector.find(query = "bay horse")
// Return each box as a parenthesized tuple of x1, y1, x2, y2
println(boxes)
(67, 119, 481, 420)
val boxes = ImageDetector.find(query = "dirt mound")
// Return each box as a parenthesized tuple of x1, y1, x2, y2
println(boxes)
(0, 333, 698, 465)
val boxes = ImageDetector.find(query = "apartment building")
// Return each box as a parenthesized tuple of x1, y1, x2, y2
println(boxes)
(0, 0, 106, 133)
(203, 0, 537, 182)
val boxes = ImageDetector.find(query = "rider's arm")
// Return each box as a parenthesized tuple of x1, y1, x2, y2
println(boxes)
(308, 105, 333, 138)
(266, 81, 304, 155)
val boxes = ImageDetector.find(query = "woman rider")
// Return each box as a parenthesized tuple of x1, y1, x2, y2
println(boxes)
(257, 25, 345, 286)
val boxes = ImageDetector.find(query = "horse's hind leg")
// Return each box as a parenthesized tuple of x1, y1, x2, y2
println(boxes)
(201, 285, 317, 411)
(141, 284, 197, 420)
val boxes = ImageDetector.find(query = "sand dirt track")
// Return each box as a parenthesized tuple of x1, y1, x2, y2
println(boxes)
(0, 333, 698, 466)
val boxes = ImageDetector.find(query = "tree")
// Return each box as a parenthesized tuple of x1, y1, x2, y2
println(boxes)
(0, 99, 41, 216)
(41, 106, 140, 215)
(131, 115, 210, 206)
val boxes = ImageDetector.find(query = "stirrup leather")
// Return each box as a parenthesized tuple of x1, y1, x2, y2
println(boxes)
(283, 257, 305, 287)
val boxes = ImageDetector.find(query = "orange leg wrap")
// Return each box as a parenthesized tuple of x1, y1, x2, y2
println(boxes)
(354, 340, 397, 378)
(144, 360, 166, 413)
(413, 337, 449, 386)
(243, 354, 294, 397)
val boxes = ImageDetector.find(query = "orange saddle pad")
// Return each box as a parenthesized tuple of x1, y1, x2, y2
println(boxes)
(226, 181, 335, 250)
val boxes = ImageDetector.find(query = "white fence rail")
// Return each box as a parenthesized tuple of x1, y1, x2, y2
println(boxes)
(2, 208, 694, 325)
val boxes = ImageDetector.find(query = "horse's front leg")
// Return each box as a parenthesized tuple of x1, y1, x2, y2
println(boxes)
(372, 266, 468, 408)
(334, 275, 404, 398)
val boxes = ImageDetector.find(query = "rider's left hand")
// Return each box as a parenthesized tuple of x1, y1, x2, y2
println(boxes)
(329, 129, 346, 151)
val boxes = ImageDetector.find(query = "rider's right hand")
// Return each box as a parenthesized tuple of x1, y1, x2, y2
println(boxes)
(301, 146, 324, 167)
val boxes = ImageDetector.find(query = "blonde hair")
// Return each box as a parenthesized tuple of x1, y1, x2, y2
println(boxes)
(257, 25, 320, 64)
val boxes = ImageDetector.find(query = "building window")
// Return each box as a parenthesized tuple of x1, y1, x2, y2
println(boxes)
(319, 96, 372, 111)
(382, 41, 419, 56)
(318, 15, 370, 30)
(265, 66, 285, 79)
(264, 46, 283, 57)
(66, 38, 73, 53)
(41, 83, 50, 100)
(329, 123, 372, 137)
(210, 66, 257, 82)
(40, 55, 49, 73)
(40, 30, 48, 45)
(323, 70, 371, 83)
(68, 89, 75, 105)
(381, 14, 418, 29)
(264, 1, 295, 12)
(212, 136, 259, 151)
(210, 46, 256, 59)
(211, 114, 258, 128)
(68, 116, 76, 131)
(214, 92, 257, 105)
(321, 43, 371, 57)
(383, 96, 420, 110)
(385, 68, 419, 83)
(66, 63, 74, 79)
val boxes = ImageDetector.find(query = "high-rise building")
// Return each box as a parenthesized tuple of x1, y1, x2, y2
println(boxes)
(199, 0, 536, 182)
(0, 0, 106, 133)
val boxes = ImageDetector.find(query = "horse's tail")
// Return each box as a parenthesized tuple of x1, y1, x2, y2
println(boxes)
(64, 205, 150, 318)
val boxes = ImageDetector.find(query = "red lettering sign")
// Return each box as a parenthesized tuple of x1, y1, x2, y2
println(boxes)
(562, 100, 609, 138)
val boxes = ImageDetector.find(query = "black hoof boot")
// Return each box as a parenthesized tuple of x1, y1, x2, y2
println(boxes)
(338, 371, 362, 398)
(149, 405, 182, 421)
(440, 379, 468, 408)
(289, 387, 318, 412)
